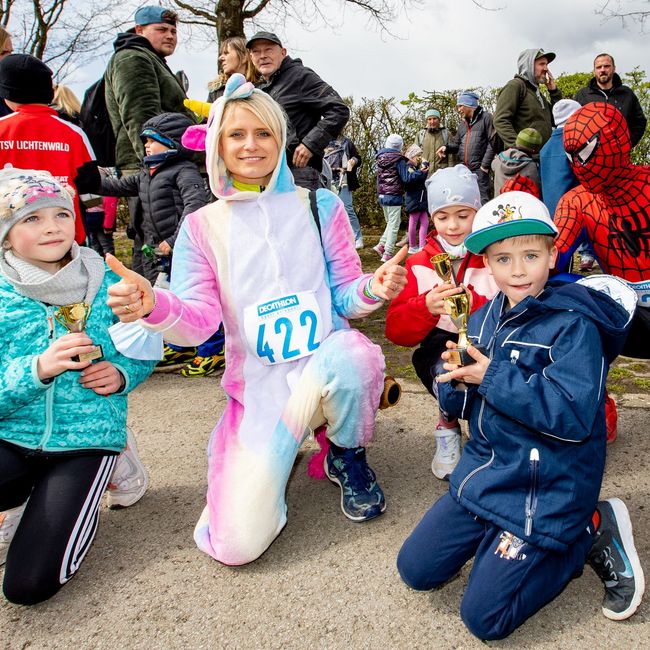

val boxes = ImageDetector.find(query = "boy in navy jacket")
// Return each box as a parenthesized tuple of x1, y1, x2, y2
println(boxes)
(397, 191, 644, 640)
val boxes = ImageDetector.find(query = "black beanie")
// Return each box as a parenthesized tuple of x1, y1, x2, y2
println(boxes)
(0, 54, 54, 104)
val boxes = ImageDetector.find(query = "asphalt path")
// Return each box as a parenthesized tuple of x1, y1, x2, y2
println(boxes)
(2, 374, 649, 649)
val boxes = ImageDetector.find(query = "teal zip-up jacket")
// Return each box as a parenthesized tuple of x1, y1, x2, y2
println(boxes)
(0, 267, 155, 453)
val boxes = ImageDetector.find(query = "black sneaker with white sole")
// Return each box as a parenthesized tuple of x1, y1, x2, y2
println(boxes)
(587, 497, 645, 621)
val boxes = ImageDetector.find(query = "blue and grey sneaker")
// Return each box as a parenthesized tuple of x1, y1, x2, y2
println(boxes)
(324, 444, 386, 522)
(587, 498, 645, 620)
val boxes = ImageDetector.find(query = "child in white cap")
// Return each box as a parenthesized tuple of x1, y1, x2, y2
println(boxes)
(398, 191, 644, 639)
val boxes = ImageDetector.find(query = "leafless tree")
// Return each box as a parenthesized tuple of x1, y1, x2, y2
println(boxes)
(2, 0, 126, 79)
(596, 0, 649, 30)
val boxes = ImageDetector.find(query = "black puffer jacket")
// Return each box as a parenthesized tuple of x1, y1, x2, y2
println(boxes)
(258, 56, 350, 172)
(445, 106, 495, 171)
(574, 74, 648, 148)
(101, 112, 208, 249)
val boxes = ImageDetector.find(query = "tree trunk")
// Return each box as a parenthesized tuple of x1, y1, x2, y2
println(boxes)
(216, 0, 246, 44)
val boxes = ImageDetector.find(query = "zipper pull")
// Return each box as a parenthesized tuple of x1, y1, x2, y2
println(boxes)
(47, 314, 54, 340)
(525, 448, 539, 537)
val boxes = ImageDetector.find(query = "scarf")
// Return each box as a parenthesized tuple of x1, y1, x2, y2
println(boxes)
(435, 235, 467, 260)
(0, 243, 105, 306)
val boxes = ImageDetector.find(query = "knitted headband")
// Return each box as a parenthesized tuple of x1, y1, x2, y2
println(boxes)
(0, 168, 75, 244)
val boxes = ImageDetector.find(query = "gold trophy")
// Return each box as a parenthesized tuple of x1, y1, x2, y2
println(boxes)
(54, 303, 103, 363)
(431, 253, 474, 366)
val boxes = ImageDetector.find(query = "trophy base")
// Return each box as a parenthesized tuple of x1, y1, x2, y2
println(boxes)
(74, 345, 104, 363)
(448, 344, 486, 367)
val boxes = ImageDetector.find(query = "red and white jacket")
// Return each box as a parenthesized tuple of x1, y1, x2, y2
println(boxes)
(0, 105, 98, 243)
(386, 233, 499, 347)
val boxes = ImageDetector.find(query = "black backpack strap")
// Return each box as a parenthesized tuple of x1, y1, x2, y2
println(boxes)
(309, 189, 322, 244)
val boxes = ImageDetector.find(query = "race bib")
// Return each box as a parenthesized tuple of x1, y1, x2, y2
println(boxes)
(243, 291, 323, 365)
(628, 279, 650, 307)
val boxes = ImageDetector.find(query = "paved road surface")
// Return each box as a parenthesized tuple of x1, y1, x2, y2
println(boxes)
(2, 374, 649, 649)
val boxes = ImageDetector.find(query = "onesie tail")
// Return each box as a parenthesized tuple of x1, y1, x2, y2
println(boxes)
(307, 426, 330, 479)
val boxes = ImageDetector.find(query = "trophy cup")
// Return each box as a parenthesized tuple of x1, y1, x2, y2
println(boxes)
(430, 253, 474, 366)
(54, 303, 103, 363)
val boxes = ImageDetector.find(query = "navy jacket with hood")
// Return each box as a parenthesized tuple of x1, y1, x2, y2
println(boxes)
(438, 278, 633, 553)
(398, 160, 428, 213)
(101, 112, 208, 250)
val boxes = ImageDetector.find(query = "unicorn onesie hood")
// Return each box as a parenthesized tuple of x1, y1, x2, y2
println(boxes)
(141, 74, 386, 565)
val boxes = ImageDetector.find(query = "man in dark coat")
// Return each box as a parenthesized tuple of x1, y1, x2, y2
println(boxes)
(246, 31, 350, 190)
(574, 53, 647, 148)
(437, 91, 495, 204)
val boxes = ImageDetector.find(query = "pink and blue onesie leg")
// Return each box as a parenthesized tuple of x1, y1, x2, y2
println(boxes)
(193, 328, 385, 565)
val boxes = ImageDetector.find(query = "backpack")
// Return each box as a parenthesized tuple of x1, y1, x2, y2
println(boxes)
(488, 77, 528, 154)
(80, 76, 116, 167)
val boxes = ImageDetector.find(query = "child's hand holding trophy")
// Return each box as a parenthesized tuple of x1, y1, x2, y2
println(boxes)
(430, 253, 474, 366)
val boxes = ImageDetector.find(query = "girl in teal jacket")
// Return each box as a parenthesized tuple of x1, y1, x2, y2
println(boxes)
(0, 168, 154, 605)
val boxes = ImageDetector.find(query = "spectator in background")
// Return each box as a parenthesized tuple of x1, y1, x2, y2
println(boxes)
(85, 195, 117, 258)
(51, 84, 82, 126)
(373, 134, 406, 262)
(574, 53, 647, 149)
(401, 143, 429, 254)
(437, 91, 494, 204)
(0, 54, 98, 244)
(324, 133, 364, 248)
(418, 109, 449, 177)
(0, 27, 13, 117)
(540, 100, 582, 215)
(491, 127, 542, 196)
(493, 49, 562, 149)
(105, 6, 195, 274)
(247, 31, 349, 190)
(207, 36, 258, 102)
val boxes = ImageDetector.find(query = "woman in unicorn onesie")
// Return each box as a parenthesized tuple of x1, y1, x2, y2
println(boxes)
(105, 74, 407, 565)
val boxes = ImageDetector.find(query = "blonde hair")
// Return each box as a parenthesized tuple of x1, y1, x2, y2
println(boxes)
(52, 84, 81, 118)
(219, 90, 286, 150)
(208, 36, 259, 90)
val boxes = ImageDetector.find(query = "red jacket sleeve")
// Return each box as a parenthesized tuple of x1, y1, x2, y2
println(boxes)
(385, 257, 440, 347)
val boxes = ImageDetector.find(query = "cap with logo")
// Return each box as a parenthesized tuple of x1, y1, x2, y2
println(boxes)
(465, 191, 558, 254)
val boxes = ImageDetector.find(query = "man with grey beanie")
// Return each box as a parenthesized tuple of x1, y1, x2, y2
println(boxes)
(437, 91, 495, 204)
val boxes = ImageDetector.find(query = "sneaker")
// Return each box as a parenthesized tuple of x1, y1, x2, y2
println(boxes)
(107, 429, 149, 509)
(0, 503, 26, 566)
(587, 498, 645, 620)
(324, 444, 386, 521)
(372, 243, 385, 257)
(181, 353, 225, 377)
(579, 254, 596, 272)
(396, 235, 408, 248)
(408, 246, 420, 254)
(381, 252, 393, 263)
(155, 345, 197, 372)
(355, 238, 364, 250)
(431, 426, 461, 480)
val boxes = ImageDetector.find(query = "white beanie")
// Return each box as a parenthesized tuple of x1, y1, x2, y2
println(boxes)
(404, 143, 423, 160)
(384, 133, 403, 151)
(553, 99, 581, 128)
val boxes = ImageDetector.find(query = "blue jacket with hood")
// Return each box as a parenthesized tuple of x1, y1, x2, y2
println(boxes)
(438, 278, 633, 552)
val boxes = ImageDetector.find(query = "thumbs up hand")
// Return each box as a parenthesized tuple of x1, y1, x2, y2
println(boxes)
(370, 245, 408, 301)
(105, 254, 155, 322)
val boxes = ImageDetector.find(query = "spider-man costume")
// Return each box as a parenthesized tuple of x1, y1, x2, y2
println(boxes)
(556, 102, 649, 358)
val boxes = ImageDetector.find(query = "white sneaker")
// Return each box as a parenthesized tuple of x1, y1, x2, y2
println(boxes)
(431, 427, 461, 480)
(107, 429, 149, 509)
(355, 238, 365, 250)
(396, 235, 408, 248)
(408, 246, 419, 254)
(0, 502, 26, 566)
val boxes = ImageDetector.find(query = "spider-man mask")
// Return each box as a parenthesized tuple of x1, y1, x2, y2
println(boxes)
(563, 102, 631, 195)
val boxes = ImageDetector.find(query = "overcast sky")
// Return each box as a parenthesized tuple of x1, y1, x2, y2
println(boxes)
(68, 0, 649, 103)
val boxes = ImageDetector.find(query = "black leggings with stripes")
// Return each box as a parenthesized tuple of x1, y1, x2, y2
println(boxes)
(0, 443, 116, 605)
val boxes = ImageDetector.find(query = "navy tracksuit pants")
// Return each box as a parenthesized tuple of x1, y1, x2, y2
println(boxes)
(397, 492, 593, 640)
